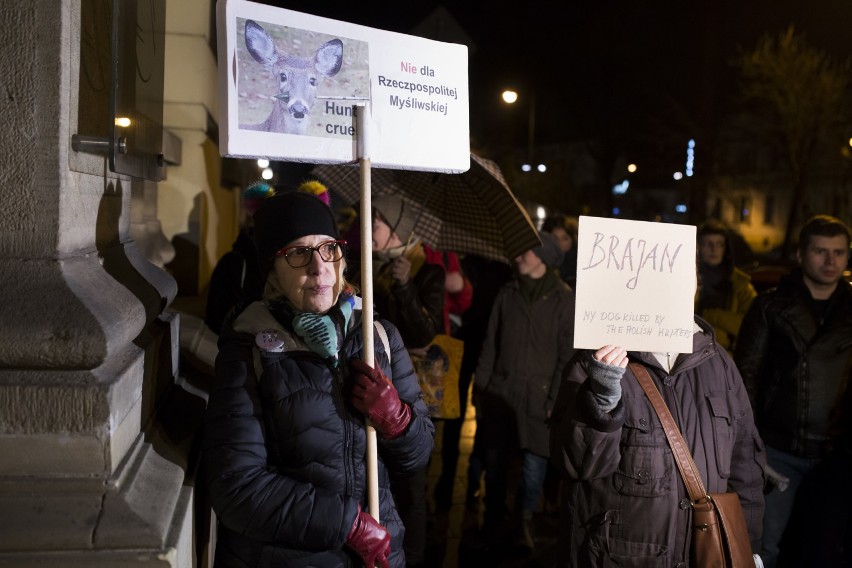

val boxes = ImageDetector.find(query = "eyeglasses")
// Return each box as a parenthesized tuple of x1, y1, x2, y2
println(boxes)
(275, 240, 347, 268)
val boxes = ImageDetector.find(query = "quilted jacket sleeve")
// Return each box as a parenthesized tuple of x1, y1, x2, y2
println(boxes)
(201, 335, 359, 550)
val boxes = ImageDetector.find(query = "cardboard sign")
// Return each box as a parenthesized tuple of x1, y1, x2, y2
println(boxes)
(573, 216, 697, 353)
(217, 0, 470, 173)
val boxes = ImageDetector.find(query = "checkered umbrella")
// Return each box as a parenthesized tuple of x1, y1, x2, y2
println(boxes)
(312, 153, 541, 262)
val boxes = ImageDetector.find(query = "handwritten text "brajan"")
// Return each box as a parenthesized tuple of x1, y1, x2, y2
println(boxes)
(582, 233, 684, 289)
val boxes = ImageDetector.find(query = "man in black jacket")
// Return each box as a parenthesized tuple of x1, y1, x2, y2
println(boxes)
(734, 214, 852, 568)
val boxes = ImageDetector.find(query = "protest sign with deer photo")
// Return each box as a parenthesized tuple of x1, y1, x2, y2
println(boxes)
(217, 0, 470, 172)
(573, 216, 697, 353)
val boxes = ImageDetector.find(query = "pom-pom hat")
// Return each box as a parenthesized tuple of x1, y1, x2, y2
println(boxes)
(253, 191, 340, 275)
(298, 179, 331, 206)
(242, 181, 275, 216)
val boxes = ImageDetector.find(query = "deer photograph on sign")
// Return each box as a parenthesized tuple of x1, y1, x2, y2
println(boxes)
(236, 18, 369, 137)
(218, 0, 470, 172)
(573, 216, 697, 353)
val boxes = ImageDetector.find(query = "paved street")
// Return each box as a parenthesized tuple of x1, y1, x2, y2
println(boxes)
(423, 402, 562, 568)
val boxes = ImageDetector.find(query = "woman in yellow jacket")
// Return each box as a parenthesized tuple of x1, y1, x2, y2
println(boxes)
(695, 220, 757, 352)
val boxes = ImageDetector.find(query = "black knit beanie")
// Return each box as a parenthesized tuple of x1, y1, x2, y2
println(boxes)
(253, 191, 340, 275)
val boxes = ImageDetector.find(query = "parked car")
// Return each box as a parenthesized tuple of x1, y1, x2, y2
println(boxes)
(739, 242, 852, 294)
(745, 263, 794, 294)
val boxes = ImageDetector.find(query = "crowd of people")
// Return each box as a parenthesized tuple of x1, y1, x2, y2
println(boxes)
(199, 181, 851, 568)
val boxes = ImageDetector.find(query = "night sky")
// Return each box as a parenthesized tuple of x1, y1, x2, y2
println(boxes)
(258, 1, 851, 181)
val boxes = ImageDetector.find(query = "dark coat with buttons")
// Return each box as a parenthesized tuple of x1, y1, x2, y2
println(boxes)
(202, 301, 435, 568)
(550, 318, 765, 567)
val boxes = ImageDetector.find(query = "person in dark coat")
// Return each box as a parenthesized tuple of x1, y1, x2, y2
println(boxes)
(549, 321, 766, 567)
(368, 195, 445, 350)
(201, 191, 435, 568)
(204, 182, 274, 334)
(473, 232, 576, 550)
(734, 214, 852, 568)
(364, 194, 444, 568)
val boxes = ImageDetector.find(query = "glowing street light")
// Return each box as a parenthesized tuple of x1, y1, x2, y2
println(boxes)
(627, 163, 637, 173)
(501, 90, 518, 104)
(501, 89, 542, 173)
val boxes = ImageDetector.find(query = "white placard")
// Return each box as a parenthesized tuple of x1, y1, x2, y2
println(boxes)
(217, 0, 470, 173)
(573, 216, 697, 353)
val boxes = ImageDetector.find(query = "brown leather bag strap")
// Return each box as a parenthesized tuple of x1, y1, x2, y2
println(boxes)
(628, 362, 709, 504)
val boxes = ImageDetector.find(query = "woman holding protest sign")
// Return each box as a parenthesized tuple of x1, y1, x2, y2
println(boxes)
(201, 191, 434, 568)
(549, 329, 766, 566)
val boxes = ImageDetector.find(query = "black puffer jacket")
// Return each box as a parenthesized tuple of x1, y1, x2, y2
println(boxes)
(735, 271, 852, 457)
(202, 301, 435, 568)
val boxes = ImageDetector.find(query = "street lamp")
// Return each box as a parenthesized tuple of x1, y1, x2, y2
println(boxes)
(501, 89, 543, 173)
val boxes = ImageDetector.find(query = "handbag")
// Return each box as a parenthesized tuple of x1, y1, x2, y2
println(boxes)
(629, 363, 754, 568)
(408, 334, 464, 419)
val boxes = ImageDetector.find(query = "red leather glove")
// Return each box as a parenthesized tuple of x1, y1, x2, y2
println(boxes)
(346, 505, 390, 568)
(348, 359, 412, 439)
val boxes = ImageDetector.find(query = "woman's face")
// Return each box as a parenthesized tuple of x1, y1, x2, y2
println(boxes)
(372, 216, 403, 251)
(272, 234, 345, 313)
(514, 249, 546, 278)
(550, 227, 573, 253)
(698, 234, 726, 267)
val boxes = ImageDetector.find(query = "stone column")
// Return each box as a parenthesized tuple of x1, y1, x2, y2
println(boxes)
(0, 1, 192, 566)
